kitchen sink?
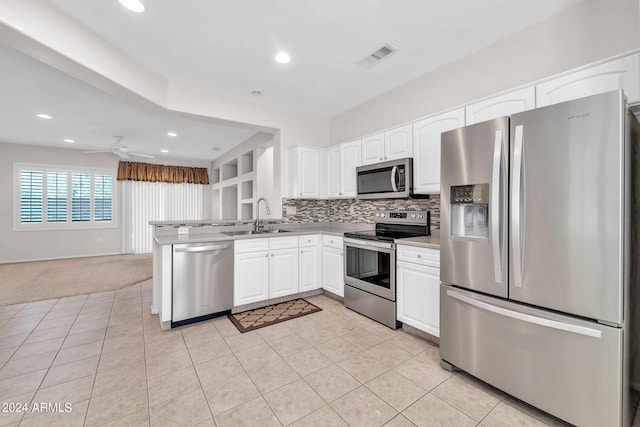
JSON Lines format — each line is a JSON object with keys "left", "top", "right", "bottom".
{"left": 220, "top": 229, "right": 290, "bottom": 236}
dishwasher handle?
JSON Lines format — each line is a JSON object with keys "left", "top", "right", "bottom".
{"left": 174, "top": 243, "right": 232, "bottom": 253}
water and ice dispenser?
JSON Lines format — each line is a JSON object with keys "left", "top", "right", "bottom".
{"left": 450, "top": 184, "right": 490, "bottom": 241}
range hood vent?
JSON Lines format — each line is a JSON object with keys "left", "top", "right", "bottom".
{"left": 356, "top": 44, "right": 397, "bottom": 69}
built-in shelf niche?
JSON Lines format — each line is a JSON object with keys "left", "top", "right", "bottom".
{"left": 240, "top": 151, "right": 254, "bottom": 175}
{"left": 240, "top": 203, "right": 253, "bottom": 220}
{"left": 221, "top": 185, "right": 238, "bottom": 220}
{"left": 221, "top": 159, "right": 238, "bottom": 181}
{"left": 211, "top": 167, "right": 220, "bottom": 185}
{"left": 241, "top": 181, "right": 253, "bottom": 200}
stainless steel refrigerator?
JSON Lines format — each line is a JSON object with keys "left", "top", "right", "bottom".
{"left": 440, "top": 90, "right": 639, "bottom": 427}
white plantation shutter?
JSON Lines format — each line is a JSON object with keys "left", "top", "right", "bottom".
{"left": 123, "top": 181, "right": 203, "bottom": 253}
{"left": 20, "top": 169, "right": 43, "bottom": 223}
{"left": 94, "top": 174, "right": 113, "bottom": 222}
{"left": 14, "top": 163, "right": 115, "bottom": 229}
{"left": 71, "top": 173, "right": 91, "bottom": 222}
{"left": 46, "top": 171, "right": 68, "bottom": 222}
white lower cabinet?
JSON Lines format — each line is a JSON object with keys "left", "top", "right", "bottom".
{"left": 299, "top": 235, "right": 322, "bottom": 292}
{"left": 322, "top": 236, "right": 344, "bottom": 297}
{"left": 396, "top": 244, "right": 440, "bottom": 337}
{"left": 234, "top": 237, "right": 299, "bottom": 306}
{"left": 234, "top": 250, "right": 270, "bottom": 306}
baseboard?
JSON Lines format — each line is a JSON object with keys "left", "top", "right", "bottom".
{"left": 0, "top": 251, "right": 130, "bottom": 264}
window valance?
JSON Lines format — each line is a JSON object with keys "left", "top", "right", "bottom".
{"left": 117, "top": 161, "right": 209, "bottom": 185}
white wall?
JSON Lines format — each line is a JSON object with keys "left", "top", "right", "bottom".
{"left": 0, "top": 142, "right": 210, "bottom": 263}
{"left": 330, "top": 0, "right": 640, "bottom": 143}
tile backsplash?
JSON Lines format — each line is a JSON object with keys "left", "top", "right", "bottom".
{"left": 282, "top": 196, "right": 440, "bottom": 230}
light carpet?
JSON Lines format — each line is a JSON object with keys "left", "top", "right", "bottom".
{"left": 0, "top": 254, "right": 152, "bottom": 306}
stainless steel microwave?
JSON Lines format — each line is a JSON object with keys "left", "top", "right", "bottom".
{"left": 356, "top": 158, "right": 412, "bottom": 199}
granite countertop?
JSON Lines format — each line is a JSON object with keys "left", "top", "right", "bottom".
{"left": 154, "top": 223, "right": 374, "bottom": 245}
{"left": 395, "top": 235, "right": 440, "bottom": 249}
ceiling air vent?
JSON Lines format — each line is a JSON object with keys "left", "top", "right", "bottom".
{"left": 356, "top": 44, "right": 398, "bottom": 69}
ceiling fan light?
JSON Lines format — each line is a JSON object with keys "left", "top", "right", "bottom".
{"left": 118, "top": 0, "right": 145, "bottom": 13}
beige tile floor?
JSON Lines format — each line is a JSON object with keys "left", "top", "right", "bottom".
{"left": 0, "top": 281, "right": 637, "bottom": 427}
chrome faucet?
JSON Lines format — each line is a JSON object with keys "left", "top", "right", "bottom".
{"left": 255, "top": 197, "right": 271, "bottom": 231}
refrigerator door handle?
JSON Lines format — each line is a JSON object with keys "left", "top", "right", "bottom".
{"left": 491, "top": 130, "right": 503, "bottom": 283}
{"left": 446, "top": 290, "right": 602, "bottom": 338}
{"left": 390, "top": 166, "right": 398, "bottom": 192}
{"left": 512, "top": 125, "right": 524, "bottom": 288}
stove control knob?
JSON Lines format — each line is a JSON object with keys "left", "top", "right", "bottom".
{"left": 376, "top": 213, "right": 380, "bottom": 217}
{"left": 411, "top": 214, "right": 416, "bottom": 218}
{"left": 418, "top": 214, "right": 423, "bottom": 219}
{"left": 380, "top": 213, "right": 386, "bottom": 218}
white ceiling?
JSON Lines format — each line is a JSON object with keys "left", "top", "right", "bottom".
{"left": 1, "top": 0, "right": 583, "bottom": 160}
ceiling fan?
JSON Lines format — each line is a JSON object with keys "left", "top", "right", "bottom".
{"left": 84, "top": 136, "right": 155, "bottom": 159}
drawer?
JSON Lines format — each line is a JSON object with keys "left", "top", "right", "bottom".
{"left": 235, "top": 238, "right": 269, "bottom": 254}
{"left": 298, "top": 234, "right": 321, "bottom": 248}
{"left": 269, "top": 235, "right": 299, "bottom": 250}
{"left": 396, "top": 244, "right": 439, "bottom": 268}
{"left": 322, "top": 235, "right": 343, "bottom": 250}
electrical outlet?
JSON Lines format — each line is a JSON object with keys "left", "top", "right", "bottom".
{"left": 286, "top": 206, "right": 297, "bottom": 215}
{"left": 349, "top": 205, "right": 355, "bottom": 214}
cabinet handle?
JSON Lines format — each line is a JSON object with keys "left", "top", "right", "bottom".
{"left": 417, "top": 254, "right": 422, "bottom": 258}
{"left": 300, "top": 193, "right": 302, "bottom": 196}
{"left": 300, "top": 250, "right": 304, "bottom": 254}
{"left": 265, "top": 254, "right": 268, "bottom": 258}
{"left": 271, "top": 253, "right": 274, "bottom": 257}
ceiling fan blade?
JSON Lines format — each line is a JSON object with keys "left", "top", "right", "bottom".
{"left": 128, "top": 152, "right": 155, "bottom": 159}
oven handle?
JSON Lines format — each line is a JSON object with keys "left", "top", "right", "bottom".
{"left": 344, "top": 238, "right": 395, "bottom": 251}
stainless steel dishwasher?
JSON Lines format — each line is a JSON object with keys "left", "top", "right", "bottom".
{"left": 172, "top": 240, "right": 234, "bottom": 327}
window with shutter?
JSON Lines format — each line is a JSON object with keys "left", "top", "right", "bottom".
{"left": 14, "top": 163, "right": 115, "bottom": 230}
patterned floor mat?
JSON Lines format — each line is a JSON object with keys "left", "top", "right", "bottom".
{"left": 228, "top": 299, "right": 322, "bottom": 333}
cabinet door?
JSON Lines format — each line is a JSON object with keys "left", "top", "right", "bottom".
{"left": 340, "top": 140, "right": 361, "bottom": 197}
{"left": 361, "top": 133, "right": 385, "bottom": 165}
{"left": 299, "top": 245, "right": 322, "bottom": 292}
{"left": 466, "top": 87, "right": 535, "bottom": 125}
{"left": 385, "top": 124, "right": 413, "bottom": 160}
{"left": 326, "top": 146, "right": 341, "bottom": 198}
{"left": 299, "top": 148, "right": 320, "bottom": 198}
{"left": 270, "top": 248, "right": 299, "bottom": 298}
{"left": 397, "top": 261, "right": 440, "bottom": 337}
{"left": 413, "top": 108, "right": 465, "bottom": 194}
{"left": 536, "top": 53, "right": 640, "bottom": 106}
{"left": 323, "top": 247, "right": 344, "bottom": 297}
{"left": 234, "top": 251, "right": 269, "bottom": 306}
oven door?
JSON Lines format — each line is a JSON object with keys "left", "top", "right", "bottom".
{"left": 344, "top": 238, "right": 396, "bottom": 301}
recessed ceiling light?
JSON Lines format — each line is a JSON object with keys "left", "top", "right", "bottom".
{"left": 161, "top": 149, "right": 169, "bottom": 153}
{"left": 118, "top": 0, "right": 145, "bottom": 13}
{"left": 275, "top": 52, "right": 291, "bottom": 64}
{"left": 167, "top": 132, "right": 177, "bottom": 137}
{"left": 251, "top": 89, "right": 263, "bottom": 96}
{"left": 36, "top": 113, "right": 52, "bottom": 119}
{"left": 64, "top": 139, "right": 75, "bottom": 143}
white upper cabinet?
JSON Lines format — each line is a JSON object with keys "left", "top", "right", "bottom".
{"left": 413, "top": 108, "right": 465, "bottom": 194}
{"left": 385, "top": 124, "right": 413, "bottom": 160}
{"left": 536, "top": 53, "right": 640, "bottom": 107}
{"left": 288, "top": 146, "right": 325, "bottom": 199}
{"left": 326, "top": 146, "right": 341, "bottom": 197}
{"left": 341, "top": 140, "right": 361, "bottom": 197}
{"left": 465, "top": 86, "right": 536, "bottom": 125}
{"left": 361, "top": 132, "right": 385, "bottom": 165}
{"left": 327, "top": 140, "right": 361, "bottom": 198}
{"left": 361, "top": 126, "right": 413, "bottom": 165}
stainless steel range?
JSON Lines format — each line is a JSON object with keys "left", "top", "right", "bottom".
{"left": 343, "top": 210, "right": 430, "bottom": 329}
